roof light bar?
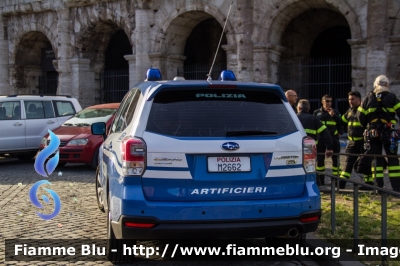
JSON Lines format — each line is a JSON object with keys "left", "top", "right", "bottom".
{"left": 145, "top": 68, "right": 162, "bottom": 81}
{"left": 218, "top": 70, "right": 237, "bottom": 81}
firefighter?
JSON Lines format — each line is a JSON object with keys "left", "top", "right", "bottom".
{"left": 339, "top": 91, "right": 373, "bottom": 189}
{"left": 313, "top": 95, "right": 344, "bottom": 186}
{"left": 358, "top": 75, "right": 400, "bottom": 192}
{"left": 297, "top": 99, "right": 333, "bottom": 183}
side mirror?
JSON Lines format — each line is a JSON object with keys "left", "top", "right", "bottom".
{"left": 91, "top": 122, "right": 107, "bottom": 140}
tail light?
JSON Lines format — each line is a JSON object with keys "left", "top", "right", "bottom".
{"left": 303, "top": 136, "right": 316, "bottom": 173}
{"left": 299, "top": 216, "right": 319, "bottom": 223}
{"left": 121, "top": 137, "right": 146, "bottom": 175}
{"left": 124, "top": 222, "right": 155, "bottom": 228}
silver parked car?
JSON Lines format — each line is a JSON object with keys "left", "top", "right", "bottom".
{"left": 0, "top": 95, "right": 82, "bottom": 160}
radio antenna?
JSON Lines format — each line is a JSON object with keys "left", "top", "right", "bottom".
{"left": 207, "top": 1, "right": 233, "bottom": 83}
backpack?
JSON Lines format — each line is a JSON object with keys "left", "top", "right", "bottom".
{"left": 368, "top": 91, "right": 392, "bottom": 129}
{"left": 366, "top": 91, "right": 397, "bottom": 145}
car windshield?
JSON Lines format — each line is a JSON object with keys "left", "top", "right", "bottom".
{"left": 63, "top": 108, "right": 116, "bottom": 126}
{"left": 146, "top": 88, "right": 297, "bottom": 137}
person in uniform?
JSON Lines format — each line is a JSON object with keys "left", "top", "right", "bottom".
{"left": 313, "top": 95, "right": 344, "bottom": 186}
{"left": 339, "top": 91, "right": 373, "bottom": 189}
{"left": 285, "top": 90, "right": 298, "bottom": 113}
{"left": 358, "top": 75, "right": 400, "bottom": 192}
{"left": 297, "top": 99, "right": 333, "bottom": 180}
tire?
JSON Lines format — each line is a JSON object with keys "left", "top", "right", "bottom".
{"left": 95, "top": 166, "right": 105, "bottom": 212}
{"left": 265, "top": 232, "right": 306, "bottom": 247}
{"left": 91, "top": 148, "right": 99, "bottom": 170}
{"left": 106, "top": 194, "right": 135, "bottom": 263}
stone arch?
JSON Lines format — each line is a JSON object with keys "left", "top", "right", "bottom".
{"left": 280, "top": 9, "right": 350, "bottom": 59}
{"left": 151, "top": 1, "right": 235, "bottom": 55}
{"left": 267, "top": 1, "right": 356, "bottom": 114}
{"left": 74, "top": 20, "right": 132, "bottom": 72}
{"left": 72, "top": 2, "right": 134, "bottom": 72}
{"left": 10, "top": 23, "right": 57, "bottom": 65}
{"left": 11, "top": 29, "right": 58, "bottom": 94}
{"left": 258, "top": 0, "right": 363, "bottom": 46}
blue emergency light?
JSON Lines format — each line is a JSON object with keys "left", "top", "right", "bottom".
{"left": 218, "top": 70, "right": 237, "bottom": 81}
{"left": 145, "top": 68, "right": 162, "bottom": 81}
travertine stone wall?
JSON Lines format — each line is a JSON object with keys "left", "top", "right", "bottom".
{"left": 0, "top": 0, "right": 399, "bottom": 106}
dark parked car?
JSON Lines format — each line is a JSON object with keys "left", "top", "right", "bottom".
{"left": 39, "top": 103, "right": 120, "bottom": 169}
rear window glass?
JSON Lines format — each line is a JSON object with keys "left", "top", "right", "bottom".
{"left": 53, "top": 101, "right": 76, "bottom": 117}
{"left": 146, "top": 89, "right": 297, "bottom": 137}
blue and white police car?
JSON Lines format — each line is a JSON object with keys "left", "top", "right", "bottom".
{"left": 92, "top": 69, "right": 320, "bottom": 262}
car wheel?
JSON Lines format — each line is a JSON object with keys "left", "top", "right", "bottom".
{"left": 96, "top": 166, "right": 105, "bottom": 212}
{"left": 15, "top": 152, "right": 36, "bottom": 161}
{"left": 106, "top": 194, "right": 135, "bottom": 263}
{"left": 265, "top": 232, "right": 306, "bottom": 247}
{"left": 91, "top": 148, "right": 99, "bottom": 170}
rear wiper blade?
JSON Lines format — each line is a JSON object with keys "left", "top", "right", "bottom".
{"left": 226, "top": 130, "right": 277, "bottom": 136}
{"left": 63, "top": 123, "right": 73, "bottom": 126}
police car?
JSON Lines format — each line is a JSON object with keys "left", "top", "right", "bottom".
{"left": 91, "top": 69, "right": 320, "bottom": 262}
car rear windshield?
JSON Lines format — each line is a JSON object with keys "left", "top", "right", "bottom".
{"left": 146, "top": 89, "right": 297, "bottom": 137}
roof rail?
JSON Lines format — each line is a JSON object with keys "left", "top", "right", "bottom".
{"left": 7, "top": 94, "right": 72, "bottom": 98}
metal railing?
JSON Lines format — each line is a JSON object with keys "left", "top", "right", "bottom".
{"left": 99, "top": 69, "right": 129, "bottom": 103}
{"left": 279, "top": 56, "right": 351, "bottom": 115}
{"left": 38, "top": 71, "right": 58, "bottom": 95}
{"left": 319, "top": 151, "right": 400, "bottom": 264}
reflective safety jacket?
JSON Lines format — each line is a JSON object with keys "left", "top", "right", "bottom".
{"left": 342, "top": 107, "right": 364, "bottom": 141}
{"left": 297, "top": 111, "right": 334, "bottom": 149}
{"left": 358, "top": 91, "right": 400, "bottom": 128}
{"left": 313, "top": 107, "right": 343, "bottom": 138}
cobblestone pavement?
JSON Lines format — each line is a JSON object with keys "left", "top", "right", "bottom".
{"left": 0, "top": 157, "right": 320, "bottom": 266}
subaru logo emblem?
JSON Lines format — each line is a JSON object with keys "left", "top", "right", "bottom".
{"left": 221, "top": 142, "right": 240, "bottom": 151}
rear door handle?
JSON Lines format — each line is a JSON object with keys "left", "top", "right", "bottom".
{"left": 47, "top": 120, "right": 55, "bottom": 124}
{"left": 108, "top": 141, "right": 112, "bottom": 149}
{"left": 13, "top": 122, "right": 23, "bottom": 126}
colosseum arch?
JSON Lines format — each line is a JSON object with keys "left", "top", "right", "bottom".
{"left": 258, "top": 0, "right": 363, "bottom": 114}
{"left": 73, "top": 8, "right": 133, "bottom": 102}
{"left": 75, "top": 20, "right": 132, "bottom": 71}
{"left": 11, "top": 28, "right": 58, "bottom": 95}
{"left": 151, "top": 1, "right": 235, "bottom": 79}
{"left": 258, "top": 0, "right": 362, "bottom": 45}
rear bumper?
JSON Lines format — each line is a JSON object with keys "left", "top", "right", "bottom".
{"left": 112, "top": 210, "right": 321, "bottom": 240}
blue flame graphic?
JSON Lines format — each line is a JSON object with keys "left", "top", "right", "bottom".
{"left": 34, "top": 130, "right": 60, "bottom": 177}
{"left": 29, "top": 180, "right": 61, "bottom": 220}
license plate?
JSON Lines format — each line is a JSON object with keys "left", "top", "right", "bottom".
{"left": 207, "top": 156, "right": 251, "bottom": 172}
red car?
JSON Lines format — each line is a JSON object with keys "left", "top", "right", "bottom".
{"left": 39, "top": 103, "right": 120, "bottom": 169}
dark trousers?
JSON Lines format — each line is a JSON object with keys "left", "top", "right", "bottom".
{"left": 316, "top": 137, "right": 340, "bottom": 185}
{"left": 369, "top": 143, "right": 400, "bottom": 192}
{"left": 339, "top": 140, "right": 372, "bottom": 189}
